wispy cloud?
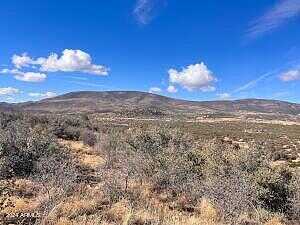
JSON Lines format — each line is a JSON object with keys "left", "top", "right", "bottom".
{"left": 28, "top": 91, "right": 57, "bottom": 99}
{"left": 69, "top": 81, "right": 106, "bottom": 88}
{"left": 220, "top": 70, "right": 279, "bottom": 100}
{"left": 217, "top": 93, "right": 231, "bottom": 100}
{"left": 0, "top": 69, "right": 47, "bottom": 82}
{"left": 279, "top": 69, "right": 300, "bottom": 81}
{"left": 246, "top": 0, "right": 300, "bottom": 39}
{"left": 233, "top": 72, "right": 273, "bottom": 93}
{"left": 0, "top": 87, "right": 19, "bottom": 95}
{"left": 133, "top": 0, "right": 166, "bottom": 25}
{"left": 272, "top": 91, "right": 291, "bottom": 98}
{"left": 149, "top": 87, "right": 162, "bottom": 93}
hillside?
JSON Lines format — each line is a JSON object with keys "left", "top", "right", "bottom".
{"left": 3, "top": 91, "right": 300, "bottom": 115}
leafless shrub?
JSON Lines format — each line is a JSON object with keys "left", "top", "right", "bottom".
{"left": 97, "top": 131, "right": 126, "bottom": 169}
{"left": 100, "top": 171, "right": 128, "bottom": 204}
{"left": 33, "top": 152, "right": 79, "bottom": 215}
{"left": 81, "top": 129, "right": 97, "bottom": 146}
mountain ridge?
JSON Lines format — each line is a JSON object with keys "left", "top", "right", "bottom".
{"left": 1, "top": 91, "right": 300, "bottom": 115}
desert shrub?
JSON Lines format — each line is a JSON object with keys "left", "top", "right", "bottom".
{"left": 97, "top": 130, "right": 125, "bottom": 169}
{"left": 101, "top": 171, "right": 128, "bottom": 204}
{"left": 0, "top": 112, "right": 24, "bottom": 129}
{"left": 197, "top": 140, "right": 300, "bottom": 222}
{"left": 117, "top": 128, "right": 299, "bottom": 222}
{"left": 288, "top": 171, "right": 300, "bottom": 220}
{"left": 179, "top": 140, "right": 263, "bottom": 220}
{"left": 48, "top": 115, "right": 92, "bottom": 141}
{"left": 255, "top": 167, "right": 293, "bottom": 215}
{"left": 124, "top": 126, "right": 201, "bottom": 194}
{"left": 0, "top": 116, "right": 78, "bottom": 180}
{"left": 50, "top": 122, "right": 81, "bottom": 140}
{"left": 33, "top": 151, "right": 80, "bottom": 216}
{"left": 81, "top": 129, "right": 97, "bottom": 146}
{"left": 0, "top": 120, "right": 58, "bottom": 179}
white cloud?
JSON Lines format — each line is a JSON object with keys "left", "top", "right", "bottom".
{"left": 38, "top": 49, "right": 109, "bottom": 75}
{"left": 168, "top": 62, "right": 217, "bottom": 92}
{"left": 11, "top": 49, "right": 109, "bottom": 75}
{"left": 28, "top": 91, "right": 57, "bottom": 99}
{"left": 0, "top": 68, "right": 18, "bottom": 74}
{"left": 217, "top": 93, "right": 231, "bottom": 100}
{"left": 279, "top": 69, "right": 300, "bottom": 81}
{"left": 12, "top": 53, "right": 36, "bottom": 69}
{"left": 14, "top": 72, "right": 47, "bottom": 82}
{"left": 149, "top": 87, "right": 162, "bottom": 93}
{"left": 2, "top": 49, "right": 108, "bottom": 83}
{"left": 1, "top": 69, "right": 47, "bottom": 82}
{"left": 167, "top": 85, "right": 177, "bottom": 93}
{"left": 0, "top": 87, "right": 19, "bottom": 95}
{"left": 247, "top": 0, "right": 300, "bottom": 38}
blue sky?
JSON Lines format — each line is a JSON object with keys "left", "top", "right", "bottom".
{"left": 0, "top": 0, "right": 300, "bottom": 103}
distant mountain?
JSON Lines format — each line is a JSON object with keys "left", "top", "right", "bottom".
{"left": 0, "top": 102, "right": 17, "bottom": 112}
{"left": 1, "top": 91, "right": 300, "bottom": 115}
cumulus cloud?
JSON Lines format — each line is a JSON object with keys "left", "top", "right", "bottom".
{"left": 247, "top": 0, "right": 300, "bottom": 39}
{"left": 12, "top": 53, "right": 36, "bottom": 68}
{"left": 279, "top": 69, "right": 300, "bottom": 81}
{"left": 167, "top": 85, "right": 177, "bottom": 93}
{"left": 1, "top": 69, "right": 47, "bottom": 82}
{"left": 217, "top": 93, "right": 231, "bottom": 100}
{"left": 1, "top": 49, "right": 108, "bottom": 83}
{"left": 133, "top": 0, "right": 166, "bottom": 25}
{"left": 168, "top": 62, "right": 217, "bottom": 92}
{"left": 37, "top": 49, "right": 109, "bottom": 75}
{"left": 0, "top": 87, "right": 19, "bottom": 95}
{"left": 11, "top": 49, "right": 109, "bottom": 76}
{"left": 28, "top": 91, "right": 57, "bottom": 99}
{"left": 149, "top": 87, "right": 162, "bottom": 93}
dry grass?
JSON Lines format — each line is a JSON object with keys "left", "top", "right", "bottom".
{"left": 196, "top": 198, "right": 219, "bottom": 223}
{"left": 79, "top": 154, "right": 104, "bottom": 169}
{"left": 1, "top": 196, "right": 38, "bottom": 214}
{"left": 59, "top": 139, "right": 104, "bottom": 169}
{"left": 105, "top": 199, "right": 131, "bottom": 223}
{"left": 40, "top": 193, "right": 108, "bottom": 224}
{"left": 54, "top": 196, "right": 100, "bottom": 219}
{"left": 56, "top": 217, "right": 73, "bottom": 225}
{"left": 59, "top": 139, "right": 90, "bottom": 155}
{"left": 14, "top": 179, "right": 36, "bottom": 192}
{"left": 264, "top": 216, "right": 285, "bottom": 225}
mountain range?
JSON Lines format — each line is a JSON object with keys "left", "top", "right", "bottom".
{"left": 1, "top": 91, "right": 300, "bottom": 116}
